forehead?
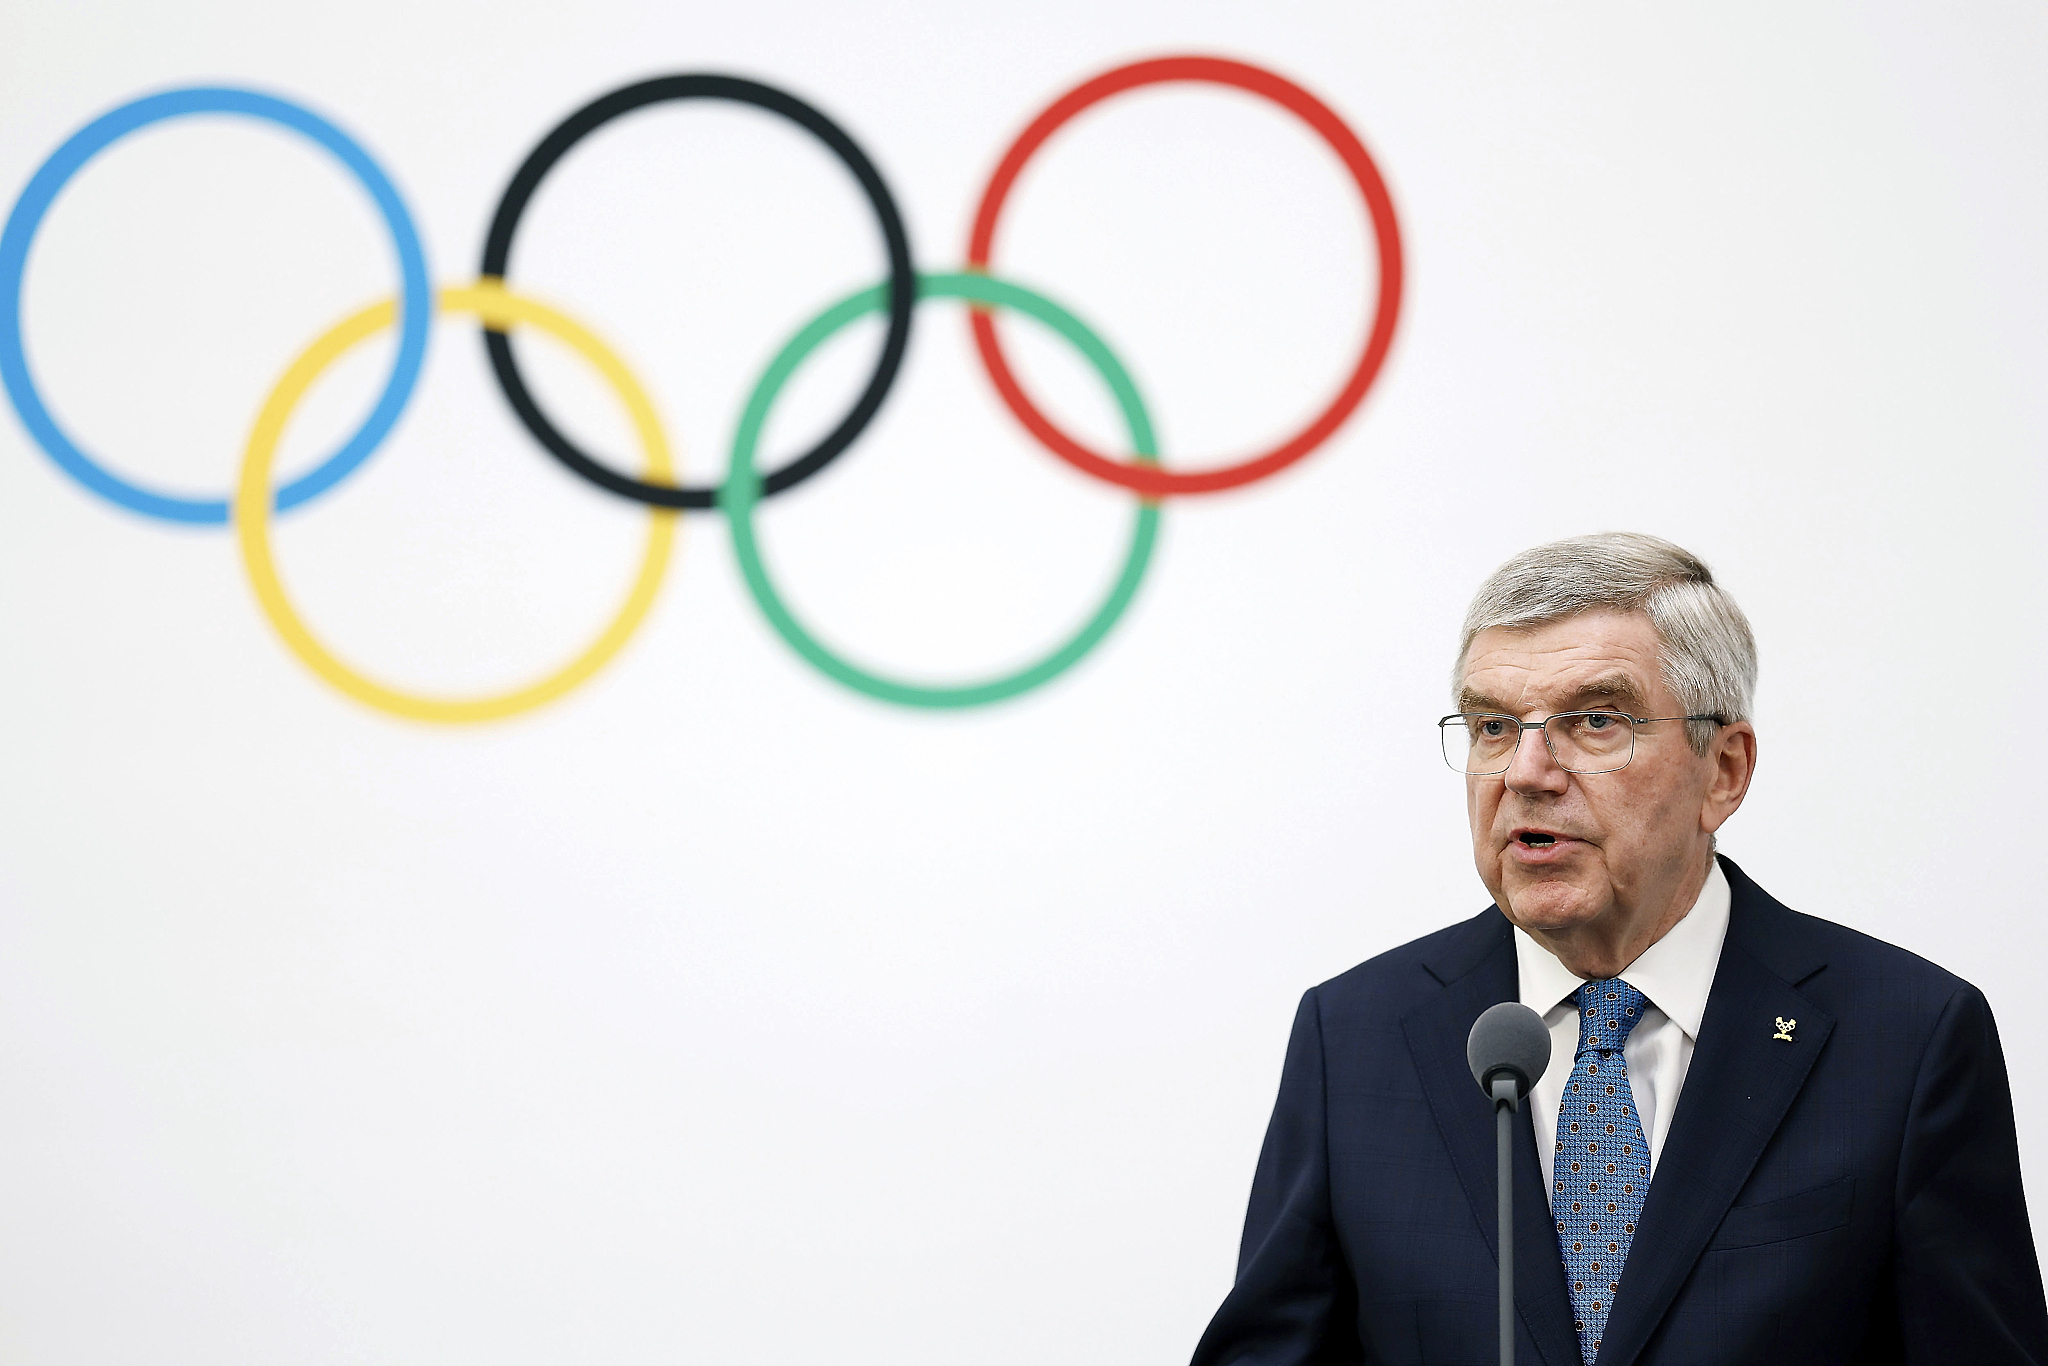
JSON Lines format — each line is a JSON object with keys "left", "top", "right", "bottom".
{"left": 1459, "top": 610, "right": 1674, "bottom": 712}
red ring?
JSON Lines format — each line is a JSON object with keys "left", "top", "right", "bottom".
{"left": 965, "top": 55, "right": 1404, "bottom": 497}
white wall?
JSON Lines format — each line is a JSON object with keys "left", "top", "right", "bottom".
{"left": 1, "top": 3, "right": 2043, "bottom": 1363}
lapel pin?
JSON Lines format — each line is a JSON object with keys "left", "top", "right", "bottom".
{"left": 1773, "top": 1016, "right": 1797, "bottom": 1043}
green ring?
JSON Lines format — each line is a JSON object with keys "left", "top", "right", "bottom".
{"left": 720, "top": 271, "right": 1162, "bottom": 709}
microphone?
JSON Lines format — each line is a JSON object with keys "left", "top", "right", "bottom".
{"left": 1469, "top": 1001, "right": 1551, "bottom": 1103}
{"left": 1468, "top": 1002, "right": 1552, "bottom": 1366}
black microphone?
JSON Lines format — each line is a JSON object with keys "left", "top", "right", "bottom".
{"left": 1468, "top": 1002, "right": 1552, "bottom": 1366}
{"left": 1469, "top": 1001, "right": 1551, "bottom": 1102}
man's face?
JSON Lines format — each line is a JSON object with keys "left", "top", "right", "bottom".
{"left": 1458, "top": 610, "right": 1731, "bottom": 940}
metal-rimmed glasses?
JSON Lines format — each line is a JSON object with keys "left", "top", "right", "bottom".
{"left": 1438, "top": 710, "right": 1725, "bottom": 775}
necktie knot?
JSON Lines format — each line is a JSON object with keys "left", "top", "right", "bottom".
{"left": 1576, "top": 978, "right": 1648, "bottom": 1056}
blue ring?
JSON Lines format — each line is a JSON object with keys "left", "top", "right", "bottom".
{"left": 0, "top": 87, "right": 431, "bottom": 525}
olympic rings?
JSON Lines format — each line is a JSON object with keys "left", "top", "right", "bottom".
{"left": 0, "top": 86, "right": 432, "bottom": 524}
{"left": 6, "top": 57, "right": 1402, "bottom": 717}
{"left": 723, "top": 272, "right": 1159, "bottom": 708}
{"left": 235, "top": 282, "right": 677, "bottom": 724}
{"left": 478, "top": 74, "right": 915, "bottom": 511}
{"left": 965, "top": 55, "right": 1404, "bottom": 497}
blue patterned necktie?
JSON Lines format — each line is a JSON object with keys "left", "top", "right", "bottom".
{"left": 1553, "top": 978, "right": 1652, "bottom": 1365}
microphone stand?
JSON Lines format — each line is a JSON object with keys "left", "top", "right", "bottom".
{"left": 1466, "top": 999, "right": 1547, "bottom": 1366}
{"left": 1492, "top": 1074, "right": 1520, "bottom": 1366}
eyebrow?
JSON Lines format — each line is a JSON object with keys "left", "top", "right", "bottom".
{"left": 1457, "top": 672, "right": 1652, "bottom": 716}
{"left": 1457, "top": 687, "right": 1511, "bottom": 714}
{"left": 1567, "top": 674, "right": 1652, "bottom": 712}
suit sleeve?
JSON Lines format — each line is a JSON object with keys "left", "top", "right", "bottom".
{"left": 1190, "top": 988, "right": 1361, "bottom": 1366}
{"left": 1895, "top": 982, "right": 2048, "bottom": 1364}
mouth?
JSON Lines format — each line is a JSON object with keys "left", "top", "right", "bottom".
{"left": 1508, "top": 827, "right": 1575, "bottom": 855}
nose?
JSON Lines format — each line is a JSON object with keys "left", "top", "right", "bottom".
{"left": 1503, "top": 719, "right": 1570, "bottom": 796}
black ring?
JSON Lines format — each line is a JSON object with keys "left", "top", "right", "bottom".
{"left": 479, "top": 74, "right": 915, "bottom": 510}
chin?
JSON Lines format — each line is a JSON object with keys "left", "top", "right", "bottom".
{"left": 1499, "top": 871, "right": 1603, "bottom": 932}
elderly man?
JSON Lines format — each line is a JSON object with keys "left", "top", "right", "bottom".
{"left": 1190, "top": 533, "right": 2047, "bottom": 1365}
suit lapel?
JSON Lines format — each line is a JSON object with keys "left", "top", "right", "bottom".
{"left": 1405, "top": 913, "right": 1581, "bottom": 1366}
{"left": 1593, "top": 863, "right": 1834, "bottom": 1366}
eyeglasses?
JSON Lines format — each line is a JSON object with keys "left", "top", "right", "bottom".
{"left": 1438, "top": 710, "right": 1725, "bottom": 775}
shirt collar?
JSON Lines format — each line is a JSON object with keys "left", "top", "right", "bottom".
{"left": 1513, "top": 858, "right": 1732, "bottom": 1040}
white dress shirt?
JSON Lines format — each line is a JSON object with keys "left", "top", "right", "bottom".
{"left": 1516, "top": 860, "right": 1731, "bottom": 1207}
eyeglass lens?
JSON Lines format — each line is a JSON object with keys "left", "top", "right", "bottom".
{"left": 1441, "top": 712, "right": 1635, "bottom": 775}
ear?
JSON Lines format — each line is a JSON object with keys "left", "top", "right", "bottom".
{"left": 1700, "top": 721, "right": 1757, "bottom": 835}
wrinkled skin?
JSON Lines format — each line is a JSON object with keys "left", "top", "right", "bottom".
{"left": 1459, "top": 610, "right": 1757, "bottom": 979}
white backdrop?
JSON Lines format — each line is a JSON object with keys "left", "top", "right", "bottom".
{"left": 1, "top": 3, "right": 2044, "bottom": 1364}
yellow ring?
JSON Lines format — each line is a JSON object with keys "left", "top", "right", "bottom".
{"left": 234, "top": 282, "right": 679, "bottom": 724}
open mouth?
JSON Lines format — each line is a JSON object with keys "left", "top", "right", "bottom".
{"left": 1516, "top": 832, "right": 1558, "bottom": 847}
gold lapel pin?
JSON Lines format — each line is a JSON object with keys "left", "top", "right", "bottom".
{"left": 1773, "top": 1016, "right": 1797, "bottom": 1043}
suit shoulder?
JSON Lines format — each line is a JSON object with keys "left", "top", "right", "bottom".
{"left": 1777, "top": 904, "right": 1969, "bottom": 992}
{"left": 1737, "top": 886, "right": 1980, "bottom": 1031}
{"left": 1308, "top": 906, "right": 1506, "bottom": 1020}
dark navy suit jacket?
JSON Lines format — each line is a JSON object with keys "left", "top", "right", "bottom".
{"left": 1191, "top": 857, "right": 2048, "bottom": 1365}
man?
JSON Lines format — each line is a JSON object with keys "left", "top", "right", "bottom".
{"left": 1190, "top": 532, "right": 2048, "bottom": 1365}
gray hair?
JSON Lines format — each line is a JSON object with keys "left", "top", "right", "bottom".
{"left": 1455, "top": 532, "right": 1756, "bottom": 753}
